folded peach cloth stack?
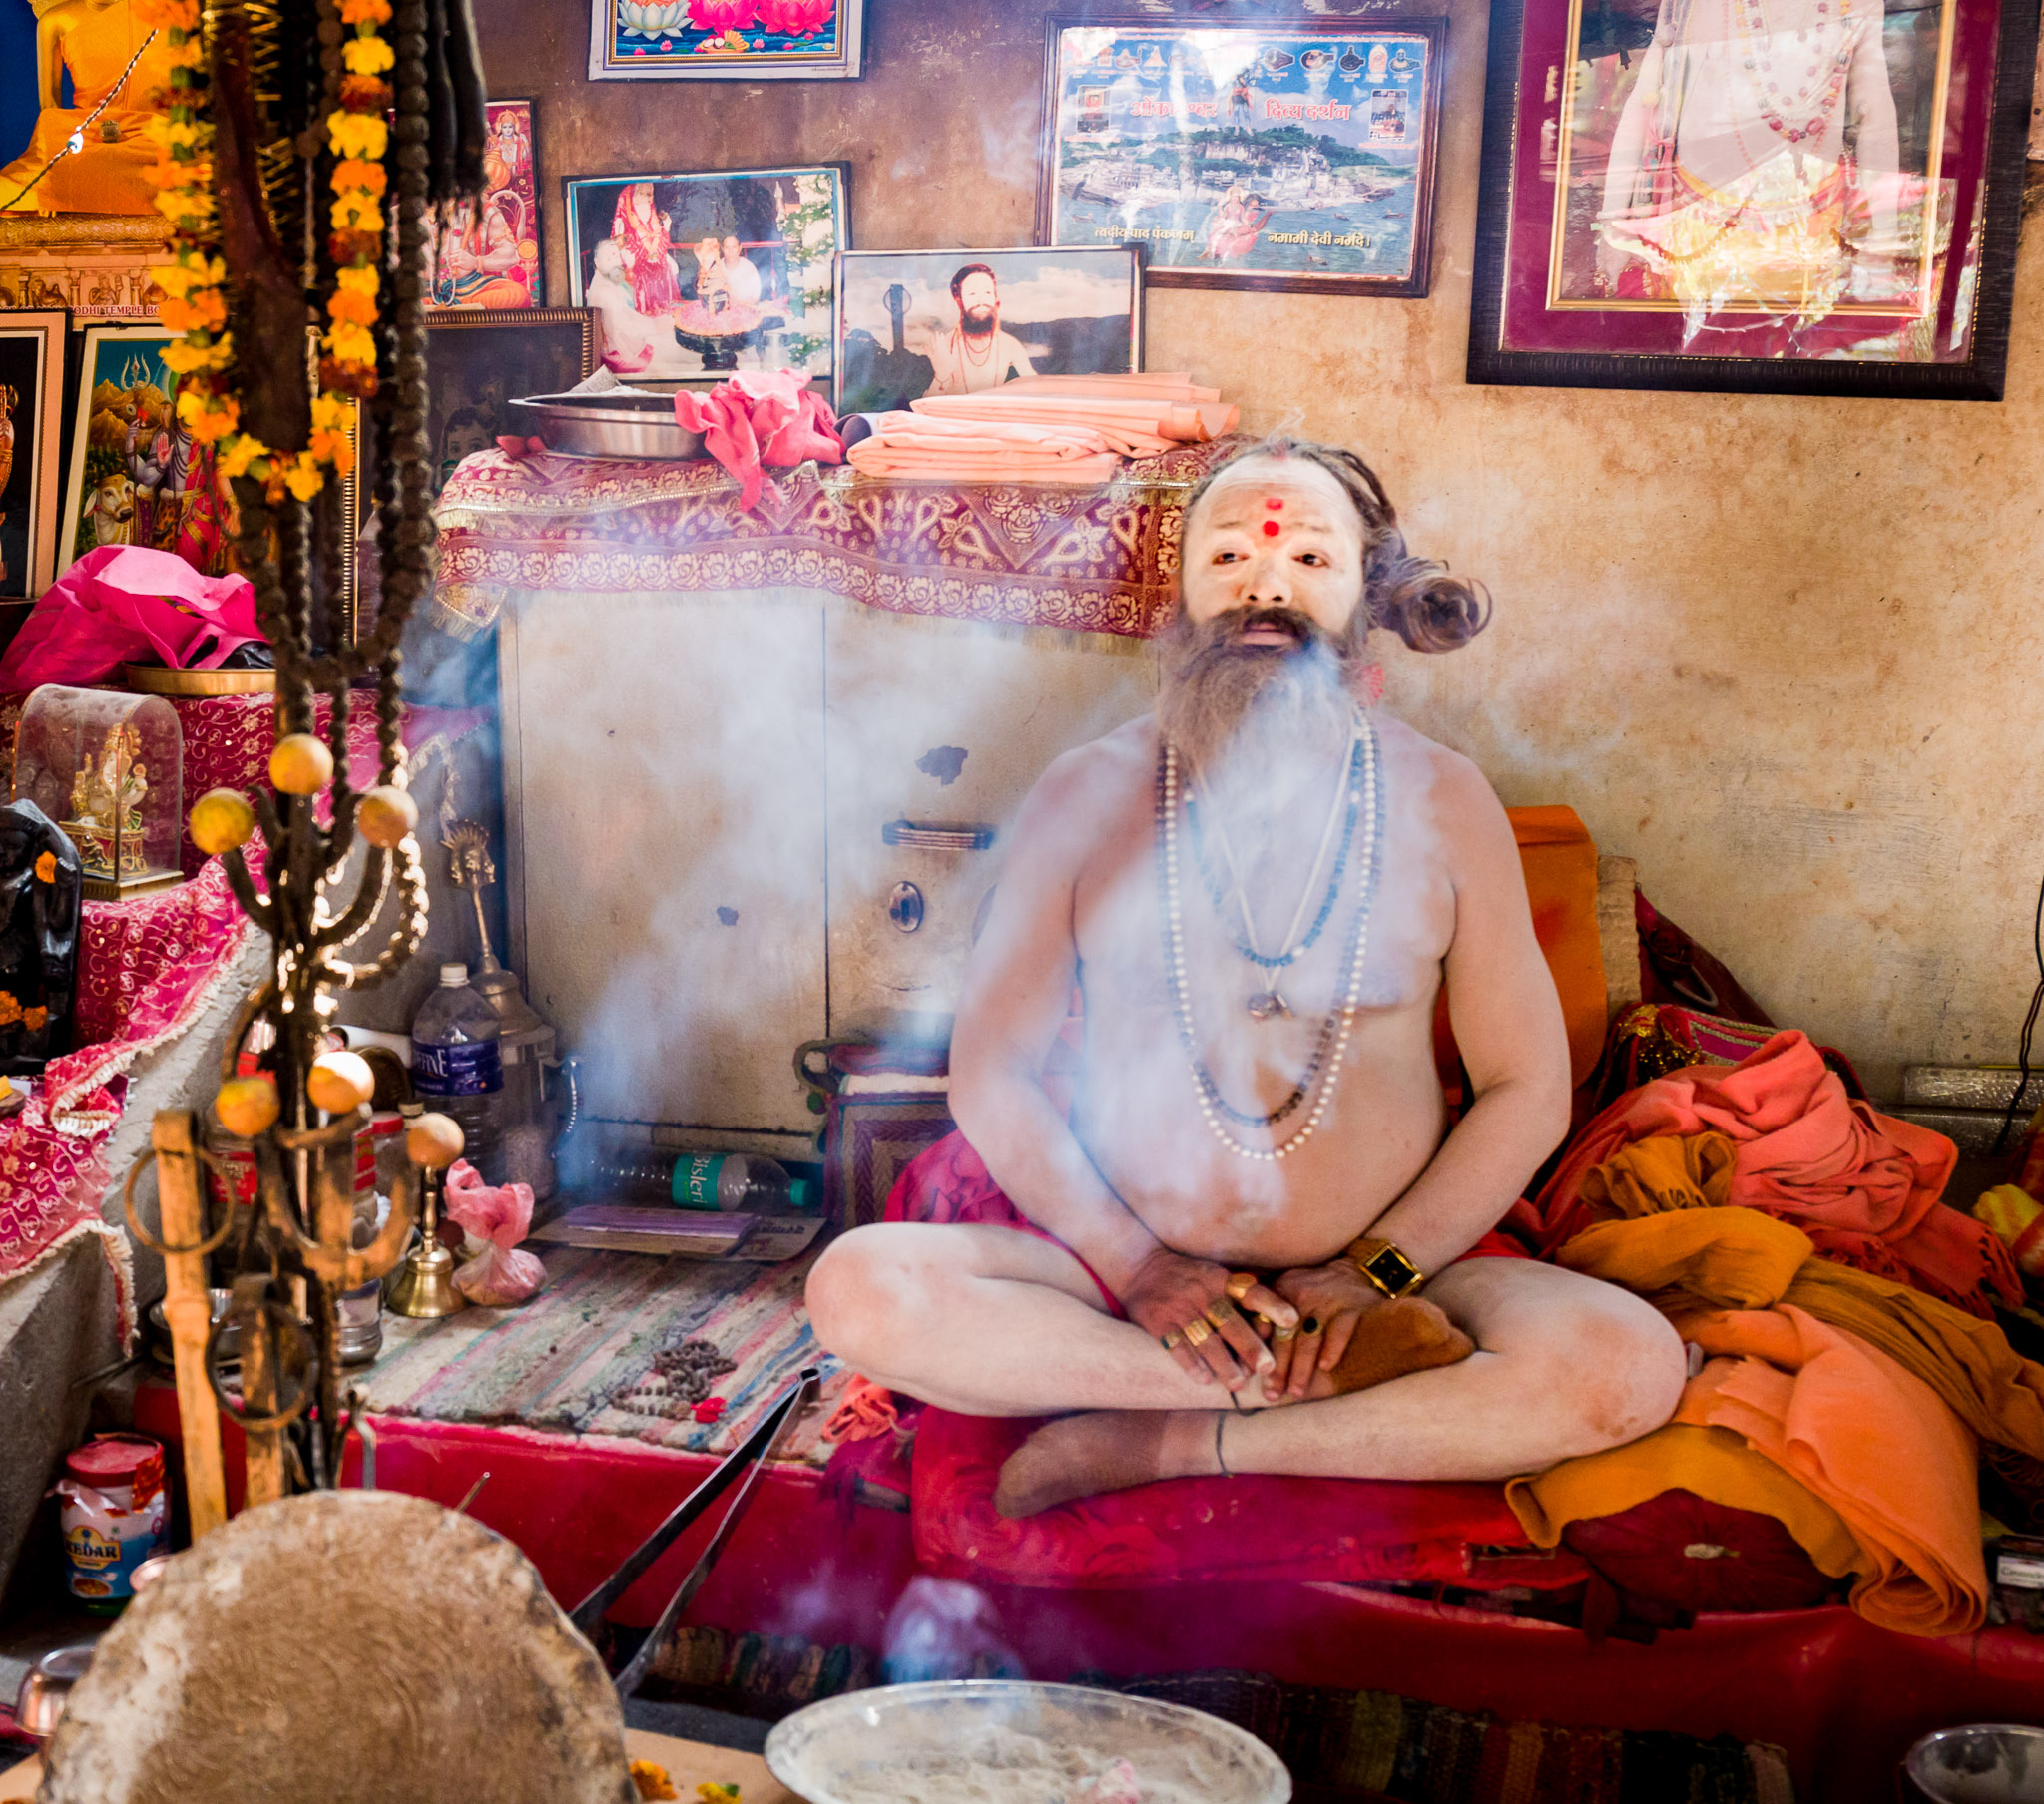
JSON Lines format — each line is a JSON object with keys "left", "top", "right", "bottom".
{"left": 844, "top": 411, "right": 1124, "bottom": 486}
{"left": 911, "top": 371, "right": 1240, "bottom": 458}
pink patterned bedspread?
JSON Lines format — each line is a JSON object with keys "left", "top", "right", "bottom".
{"left": 431, "top": 438, "right": 1250, "bottom": 641}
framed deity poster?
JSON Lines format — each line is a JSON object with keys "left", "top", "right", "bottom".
{"left": 0, "top": 311, "right": 67, "bottom": 599}
{"left": 1037, "top": 18, "right": 1447, "bottom": 297}
{"left": 587, "top": 0, "right": 863, "bottom": 82}
{"left": 425, "top": 308, "right": 597, "bottom": 495}
{"left": 58, "top": 323, "right": 239, "bottom": 581}
{"left": 427, "top": 99, "right": 544, "bottom": 310}
{"left": 834, "top": 247, "right": 1142, "bottom": 414}
{"left": 564, "top": 165, "right": 848, "bottom": 384}
{"left": 1467, "top": 0, "right": 2040, "bottom": 397}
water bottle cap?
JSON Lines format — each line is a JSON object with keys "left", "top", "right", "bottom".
{"left": 789, "top": 1178, "right": 815, "bottom": 1211}
{"left": 439, "top": 963, "right": 468, "bottom": 985}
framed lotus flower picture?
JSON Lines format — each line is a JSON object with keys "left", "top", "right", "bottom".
{"left": 588, "top": 0, "right": 863, "bottom": 80}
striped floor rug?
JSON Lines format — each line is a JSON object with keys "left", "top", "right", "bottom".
{"left": 362, "top": 1244, "right": 838, "bottom": 1460}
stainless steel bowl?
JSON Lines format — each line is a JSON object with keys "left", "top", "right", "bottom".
{"left": 503, "top": 391, "right": 708, "bottom": 461}
{"left": 1904, "top": 1725, "right": 2044, "bottom": 1802}
{"left": 147, "top": 1287, "right": 236, "bottom": 1364}
{"left": 764, "top": 1679, "right": 1290, "bottom": 1804}
{"left": 14, "top": 1645, "right": 95, "bottom": 1741}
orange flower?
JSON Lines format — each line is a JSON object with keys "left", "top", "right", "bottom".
{"left": 21, "top": 1007, "right": 46, "bottom": 1032}
{"left": 327, "top": 285, "right": 378, "bottom": 327}
{"left": 628, "top": 1764, "right": 678, "bottom": 1802}
{"left": 34, "top": 851, "right": 55, "bottom": 882}
{"left": 338, "top": 74, "right": 393, "bottom": 111}
{"left": 0, "top": 994, "right": 19, "bottom": 1027}
{"left": 332, "top": 159, "right": 387, "bottom": 197}
{"left": 339, "top": 0, "right": 393, "bottom": 19}
{"left": 159, "top": 290, "right": 227, "bottom": 334}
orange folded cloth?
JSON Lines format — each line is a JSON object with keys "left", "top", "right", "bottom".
{"left": 1578, "top": 1131, "right": 1740, "bottom": 1223}
{"left": 1558, "top": 1204, "right": 1811, "bottom": 1311}
{"left": 998, "top": 373, "right": 1223, "bottom": 402}
{"left": 1506, "top": 1422, "right": 1864, "bottom": 1582}
{"left": 1679, "top": 1307, "right": 1985, "bottom": 1636}
{"left": 1533, "top": 1032, "right": 2019, "bottom": 1314}
{"left": 910, "top": 390, "right": 1241, "bottom": 453}
{"left": 846, "top": 412, "right": 1124, "bottom": 486}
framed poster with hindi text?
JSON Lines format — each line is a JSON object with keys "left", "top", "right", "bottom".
{"left": 1037, "top": 17, "right": 1447, "bottom": 297}
{"left": 1466, "top": 0, "right": 2039, "bottom": 397}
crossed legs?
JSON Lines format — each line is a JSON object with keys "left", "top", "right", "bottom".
{"left": 804, "top": 1222, "right": 1688, "bottom": 1516}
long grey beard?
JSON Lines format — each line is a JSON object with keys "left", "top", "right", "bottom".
{"left": 1155, "top": 607, "right": 1362, "bottom": 792}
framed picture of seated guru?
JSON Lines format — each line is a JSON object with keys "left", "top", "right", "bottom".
{"left": 1466, "top": 0, "right": 2040, "bottom": 398}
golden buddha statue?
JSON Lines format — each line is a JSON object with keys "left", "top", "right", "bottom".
{"left": 0, "top": 0, "right": 181, "bottom": 216}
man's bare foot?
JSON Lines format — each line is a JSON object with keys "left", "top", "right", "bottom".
{"left": 994, "top": 1409, "right": 1218, "bottom": 1519}
{"left": 1326, "top": 1296, "right": 1473, "bottom": 1394}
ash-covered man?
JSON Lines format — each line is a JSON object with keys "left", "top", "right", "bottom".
{"left": 806, "top": 439, "right": 1685, "bottom": 1518}
{"left": 923, "top": 263, "right": 1037, "bottom": 396}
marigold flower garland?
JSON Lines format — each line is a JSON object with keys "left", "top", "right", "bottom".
{"left": 137, "top": 0, "right": 392, "bottom": 501}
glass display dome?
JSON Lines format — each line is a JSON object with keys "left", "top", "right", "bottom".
{"left": 11, "top": 685, "right": 183, "bottom": 899}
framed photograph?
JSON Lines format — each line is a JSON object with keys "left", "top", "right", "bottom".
{"left": 427, "top": 99, "right": 544, "bottom": 310}
{"left": 1037, "top": 18, "right": 1447, "bottom": 297}
{"left": 425, "top": 308, "right": 597, "bottom": 495}
{"left": 59, "top": 323, "right": 240, "bottom": 581}
{"left": 1467, "top": 0, "right": 2040, "bottom": 397}
{"left": 0, "top": 311, "right": 67, "bottom": 600}
{"left": 588, "top": 0, "right": 863, "bottom": 81}
{"left": 564, "top": 165, "right": 848, "bottom": 384}
{"left": 834, "top": 247, "right": 1142, "bottom": 414}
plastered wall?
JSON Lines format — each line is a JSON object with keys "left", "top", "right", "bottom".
{"left": 489, "top": 0, "right": 2044, "bottom": 1096}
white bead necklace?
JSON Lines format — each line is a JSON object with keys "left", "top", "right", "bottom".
{"left": 1156, "top": 713, "right": 1382, "bottom": 1162}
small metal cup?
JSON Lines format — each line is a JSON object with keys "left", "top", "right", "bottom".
{"left": 13, "top": 1644, "right": 95, "bottom": 1741}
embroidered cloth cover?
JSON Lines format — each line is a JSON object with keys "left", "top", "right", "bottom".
{"left": 431, "top": 438, "right": 1252, "bottom": 642}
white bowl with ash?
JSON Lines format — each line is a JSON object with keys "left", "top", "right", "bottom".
{"left": 763, "top": 1679, "right": 1291, "bottom": 1804}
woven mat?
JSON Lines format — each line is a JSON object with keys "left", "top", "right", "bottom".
{"left": 361, "top": 1244, "right": 838, "bottom": 1461}
{"left": 641, "top": 1629, "right": 1793, "bottom": 1804}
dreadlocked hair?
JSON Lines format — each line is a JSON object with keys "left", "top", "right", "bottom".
{"left": 1184, "top": 435, "right": 1492, "bottom": 654}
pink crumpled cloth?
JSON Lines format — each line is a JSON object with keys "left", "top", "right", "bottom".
{"left": 442, "top": 1157, "right": 546, "bottom": 1306}
{"left": 673, "top": 368, "right": 844, "bottom": 512}
{"left": 0, "top": 546, "right": 261, "bottom": 691}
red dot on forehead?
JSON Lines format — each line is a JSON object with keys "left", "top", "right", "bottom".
{"left": 1264, "top": 497, "right": 1283, "bottom": 509}
{"left": 1261, "top": 519, "right": 1281, "bottom": 536}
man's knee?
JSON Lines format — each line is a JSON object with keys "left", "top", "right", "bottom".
{"left": 805, "top": 1224, "right": 961, "bottom": 1372}
{"left": 1540, "top": 1289, "right": 1687, "bottom": 1457}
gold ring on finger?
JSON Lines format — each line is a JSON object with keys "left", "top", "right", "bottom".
{"left": 1182, "top": 1316, "right": 1213, "bottom": 1348}
{"left": 1161, "top": 1329, "right": 1184, "bottom": 1352}
{"left": 1204, "top": 1299, "right": 1238, "bottom": 1329}
{"left": 1272, "top": 1324, "right": 1297, "bottom": 1343}
{"left": 1225, "top": 1271, "right": 1258, "bottom": 1304}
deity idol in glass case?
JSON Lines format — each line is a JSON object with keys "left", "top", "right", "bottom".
{"left": 12, "top": 685, "right": 183, "bottom": 899}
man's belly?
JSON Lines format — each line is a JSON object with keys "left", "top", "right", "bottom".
{"left": 1072, "top": 1011, "right": 1448, "bottom": 1269}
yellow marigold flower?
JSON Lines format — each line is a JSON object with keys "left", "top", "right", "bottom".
{"left": 342, "top": 33, "right": 394, "bottom": 74}
{"left": 332, "top": 159, "right": 387, "bottom": 197}
{"left": 151, "top": 260, "right": 197, "bottom": 296}
{"left": 327, "top": 110, "right": 388, "bottom": 161}
{"left": 324, "top": 320, "right": 377, "bottom": 365}
{"left": 339, "top": 0, "right": 393, "bottom": 21}
{"left": 218, "top": 436, "right": 266, "bottom": 480}
{"left": 336, "top": 264, "right": 379, "bottom": 296}
{"left": 628, "top": 1763, "right": 679, "bottom": 1802}
{"left": 161, "top": 335, "right": 233, "bottom": 375}
{"left": 327, "top": 286, "right": 377, "bottom": 327}
{"left": 329, "top": 193, "right": 384, "bottom": 232}
{"left": 34, "top": 852, "right": 55, "bottom": 883}
{"left": 283, "top": 453, "right": 325, "bottom": 501}
{"left": 159, "top": 290, "right": 226, "bottom": 333}
{"left": 165, "top": 119, "right": 201, "bottom": 149}
{"left": 310, "top": 393, "right": 353, "bottom": 431}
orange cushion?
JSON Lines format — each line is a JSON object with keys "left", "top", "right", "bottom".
{"left": 1434, "top": 804, "right": 1605, "bottom": 1091}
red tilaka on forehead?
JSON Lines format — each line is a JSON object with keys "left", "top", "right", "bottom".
{"left": 1265, "top": 497, "right": 1283, "bottom": 509}
{"left": 1261, "top": 520, "right": 1281, "bottom": 536}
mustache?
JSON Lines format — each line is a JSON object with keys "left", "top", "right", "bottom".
{"left": 1168, "top": 604, "right": 1340, "bottom": 668}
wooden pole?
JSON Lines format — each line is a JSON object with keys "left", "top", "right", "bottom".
{"left": 153, "top": 1111, "right": 227, "bottom": 1540}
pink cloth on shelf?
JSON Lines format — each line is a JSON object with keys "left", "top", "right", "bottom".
{"left": 672, "top": 369, "right": 845, "bottom": 512}
{"left": 847, "top": 411, "right": 1124, "bottom": 486}
{"left": 442, "top": 1157, "right": 546, "bottom": 1306}
{"left": 1533, "top": 1030, "right": 2020, "bottom": 1316}
{"left": 0, "top": 858, "right": 255, "bottom": 1346}
{"left": 0, "top": 547, "right": 261, "bottom": 691}
{"left": 997, "top": 372, "right": 1222, "bottom": 402}
{"left": 910, "top": 390, "right": 1240, "bottom": 454}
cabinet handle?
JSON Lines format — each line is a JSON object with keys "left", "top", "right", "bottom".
{"left": 882, "top": 819, "right": 996, "bottom": 852}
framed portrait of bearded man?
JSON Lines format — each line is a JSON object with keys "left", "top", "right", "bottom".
{"left": 1467, "top": 0, "right": 2038, "bottom": 396}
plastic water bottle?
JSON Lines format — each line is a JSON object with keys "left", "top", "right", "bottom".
{"left": 669, "top": 1151, "right": 812, "bottom": 1213}
{"left": 409, "top": 963, "right": 503, "bottom": 1178}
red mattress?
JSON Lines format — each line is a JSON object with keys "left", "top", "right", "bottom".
{"left": 909, "top": 1409, "right": 1590, "bottom": 1592}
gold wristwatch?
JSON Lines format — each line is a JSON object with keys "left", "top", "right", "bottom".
{"left": 1344, "top": 1236, "right": 1424, "bottom": 1300}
